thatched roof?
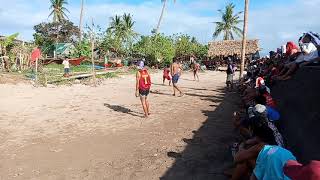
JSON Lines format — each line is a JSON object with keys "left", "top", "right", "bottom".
{"left": 208, "top": 39, "right": 260, "bottom": 57}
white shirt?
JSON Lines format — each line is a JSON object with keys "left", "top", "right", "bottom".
{"left": 62, "top": 60, "right": 70, "bottom": 69}
{"left": 299, "top": 43, "right": 318, "bottom": 62}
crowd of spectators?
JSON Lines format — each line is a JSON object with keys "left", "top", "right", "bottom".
{"left": 227, "top": 32, "right": 320, "bottom": 180}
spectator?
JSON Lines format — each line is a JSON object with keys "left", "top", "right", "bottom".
{"left": 259, "top": 85, "right": 276, "bottom": 108}
{"left": 226, "top": 59, "right": 235, "bottom": 91}
{"left": 62, "top": 59, "right": 70, "bottom": 77}
{"left": 279, "top": 34, "right": 319, "bottom": 80}
{"left": 284, "top": 160, "right": 320, "bottom": 180}
{"left": 251, "top": 145, "right": 296, "bottom": 180}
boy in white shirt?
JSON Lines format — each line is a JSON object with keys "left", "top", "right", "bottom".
{"left": 62, "top": 59, "right": 70, "bottom": 77}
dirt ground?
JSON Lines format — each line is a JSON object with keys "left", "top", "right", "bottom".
{"left": 0, "top": 71, "right": 239, "bottom": 180}
{"left": 0, "top": 73, "right": 29, "bottom": 85}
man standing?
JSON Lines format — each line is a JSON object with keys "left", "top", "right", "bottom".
{"left": 135, "top": 65, "right": 151, "bottom": 118}
{"left": 226, "top": 59, "right": 235, "bottom": 91}
{"left": 170, "top": 59, "right": 184, "bottom": 96}
{"left": 62, "top": 58, "right": 70, "bottom": 77}
{"left": 192, "top": 61, "right": 200, "bottom": 81}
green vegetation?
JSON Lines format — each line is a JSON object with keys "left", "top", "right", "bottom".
{"left": 49, "top": 0, "right": 70, "bottom": 22}
{"left": 96, "top": 72, "right": 118, "bottom": 79}
{"left": 213, "top": 3, "right": 243, "bottom": 40}
{"left": 33, "top": 20, "right": 80, "bottom": 55}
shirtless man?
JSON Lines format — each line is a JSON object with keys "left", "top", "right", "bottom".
{"left": 192, "top": 61, "right": 200, "bottom": 81}
{"left": 170, "top": 59, "right": 183, "bottom": 96}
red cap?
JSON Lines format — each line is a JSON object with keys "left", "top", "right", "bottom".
{"left": 284, "top": 160, "right": 320, "bottom": 180}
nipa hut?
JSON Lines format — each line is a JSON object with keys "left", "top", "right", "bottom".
{"left": 208, "top": 39, "right": 260, "bottom": 57}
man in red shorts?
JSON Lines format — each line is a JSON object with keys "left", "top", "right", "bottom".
{"left": 163, "top": 66, "right": 172, "bottom": 86}
{"left": 136, "top": 65, "right": 152, "bottom": 118}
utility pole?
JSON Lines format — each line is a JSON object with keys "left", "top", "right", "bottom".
{"left": 90, "top": 18, "right": 96, "bottom": 86}
{"left": 240, "top": 0, "right": 249, "bottom": 79}
{"left": 79, "top": 0, "right": 84, "bottom": 41}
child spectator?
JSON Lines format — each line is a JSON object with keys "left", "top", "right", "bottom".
{"left": 62, "top": 59, "right": 70, "bottom": 77}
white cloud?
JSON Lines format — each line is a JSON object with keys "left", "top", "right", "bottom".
{"left": 248, "top": 0, "right": 320, "bottom": 54}
{"left": 0, "top": 0, "right": 319, "bottom": 55}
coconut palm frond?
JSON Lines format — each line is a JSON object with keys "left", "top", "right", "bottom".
{"left": 212, "top": 3, "right": 243, "bottom": 40}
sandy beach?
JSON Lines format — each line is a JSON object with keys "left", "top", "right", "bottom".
{"left": 0, "top": 71, "right": 239, "bottom": 180}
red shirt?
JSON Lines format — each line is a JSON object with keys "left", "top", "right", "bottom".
{"left": 139, "top": 69, "right": 151, "bottom": 90}
{"left": 264, "top": 93, "right": 276, "bottom": 108}
{"left": 31, "top": 48, "right": 41, "bottom": 62}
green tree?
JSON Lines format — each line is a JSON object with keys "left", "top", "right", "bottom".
{"left": 108, "top": 15, "right": 123, "bottom": 37}
{"left": 174, "top": 34, "right": 208, "bottom": 60}
{"left": 33, "top": 20, "right": 79, "bottom": 54}
{"left": 49, "top": 0, "right": 70, "bottom": 22}
{"left": 72, "top": 34, "right": 91, "bottom": 58}
{"left": 0, "top": 33, "right": 19, "bottom": 56}
{"left": 213, "top": 3, "right": 243, "bottom": 40}
{"left": 133, "top": 34, "right": 175, "bottom": 65}
{"left": 175, "top": 34, "right": 194, "bottom": 57}
{"left": 154, "top": 0, "right": 176, "bottom": 34}
{"left": 103, "top": 13, "right": 138, "bottom": 57}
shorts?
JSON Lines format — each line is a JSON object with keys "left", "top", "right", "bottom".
{"left": 172, "top": 74, "right": 180, "bottom": 84}
{"left": 163, "top": 75, "right": 171, "bottom": 80}
{"left": 226, "top": 74, "right": 233, "bottom": 84}
{"left": 64, "top": 68, "right": 70, "bottom": 74}
{"left": 139, "top": 89, "right": 150, "bottom": 97}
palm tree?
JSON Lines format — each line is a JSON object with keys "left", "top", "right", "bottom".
{"left": 49, "top": 0, "right": 70, "bottom": 22}
{"left": 154, "top": 0, "right": 176, "bottom": 34}
{"left": 122, "top": 13, "right": 138, "bottom": 38}
{"left": 240, "top": 0, "right": 250, "bottom": 78}
{"left": 213, "top": 3, "right": 243, "bottom": 40}
{"left": 108, "top": 15, "right": 123, "bottom": 37}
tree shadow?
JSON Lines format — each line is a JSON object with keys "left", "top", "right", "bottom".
{"left": 150, "top": 90, "right": 173, "bottom": 96}
{"left": 160, "top": 91, "right": 240, "bottom": 180}
{"left": 103, "top": 103, "right": 144, "bottom": 118}
{"left": 180, "top": 78, "right": 196, "bottom": 82}
{"left": 185, "top": 93, "right": 224, "bottom": 99}
{"left": 180, "top": 86, "right": 225, "bottom": 93}
{"left": 152, "top": 83, "right": 225, "bottom": 93}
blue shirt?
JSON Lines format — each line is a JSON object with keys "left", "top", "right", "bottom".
{"left": 267, "top": 106, "right": 280, "bottom": 121}
{"left": 254, "top": 145, "right": 296, "bottom": 180}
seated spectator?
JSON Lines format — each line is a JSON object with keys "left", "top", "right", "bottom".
{"left": 231, "top": 116, "right": 279, "bottom": 180}
{"left": 251, "top": 145, "right": 296, "bottom": 180}
{"left": 279, "top": 34, "right": 319, "bottom": 80}
{"left": 252, "top": 104, "right": 284, "bottom": 147}
{"left": 284, "top": 160, "right": 320, "bottom": 180}
{"left": 285, "top": 41, "right": 300, "bottom": 60}
{"left": 259, "top": 86, "right": 276, "bottom": 108}
{"left": 254, "top": 95, "right": 280, "bottom": 121}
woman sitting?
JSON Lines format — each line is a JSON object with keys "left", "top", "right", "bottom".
{"left": 278, "top": 34, "right": 319, "bottom": 80}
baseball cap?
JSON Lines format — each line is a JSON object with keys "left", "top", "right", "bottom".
{"left": 284, "top": 160, "right": 320, "bottom": 180}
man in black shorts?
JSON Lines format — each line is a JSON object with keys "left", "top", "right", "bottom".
{"left": 136, "top": 66, "right": 151, "bottom": 118}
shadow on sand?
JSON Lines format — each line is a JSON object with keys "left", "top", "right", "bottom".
{"left": 103, "top": 103, "right": 144, "bottom": 118}
{"left": 160, "top": 88, "right": 240, "bottom": 180}
{"left": 152, "top": 83, "right": 224, "bottom": 93}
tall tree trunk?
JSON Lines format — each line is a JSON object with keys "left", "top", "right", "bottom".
{"left": 90, "top": 18, "right": 96, "bottom": 87}
{"left": 155, "top": 0, "right": 167, "bottom": 34}
{"left": 79, "top": 0, "right": 84, "bottom": 41}
{"left": 240, "top": 0, "right": 249, "bottom": 79}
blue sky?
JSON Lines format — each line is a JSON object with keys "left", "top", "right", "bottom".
{"left": 0, "top": 0, "right": 319, "bottom": 55}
